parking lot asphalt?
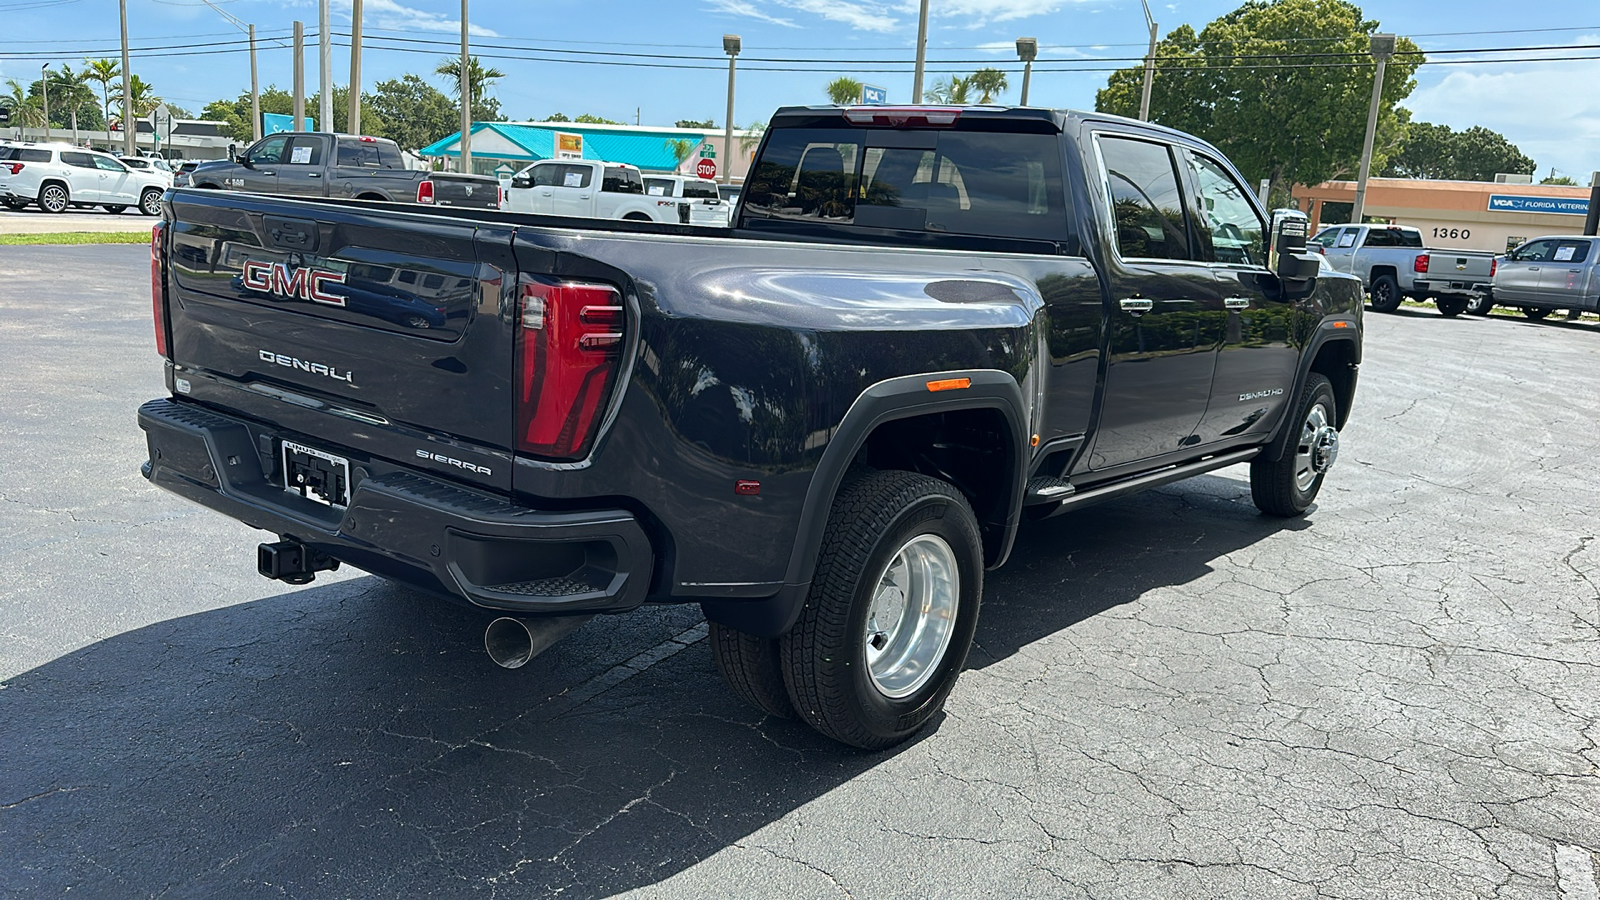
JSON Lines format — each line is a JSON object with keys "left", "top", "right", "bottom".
{"left": 2, "top": 245, "right": 1597, "bottom": 899}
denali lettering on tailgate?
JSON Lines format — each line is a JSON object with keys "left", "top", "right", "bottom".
{"left": 242, "top": 260, "right": 348, "bottom": 307}
{"left": 258, "top": 349, "right": 354, "bottom": 384}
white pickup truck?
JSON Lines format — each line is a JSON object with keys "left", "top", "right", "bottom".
{"left": 1312, "top": 224, "right": 1496, "bottom": 316}
{"left": 503, "top": 160, "right": 686, "bottom": 223}
{"left": 642, "top": 174, "right": 729, "bottom": 226}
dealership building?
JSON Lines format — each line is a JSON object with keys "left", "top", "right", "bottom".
{"left": 1292, "top": 177, "right": 1594, "bottom": 253}
{"left": 420, "top": 121, "right": 759, "bottom": 183}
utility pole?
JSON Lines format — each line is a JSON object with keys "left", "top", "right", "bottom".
{"left": 1138, "top": 0, "right": 1157, "bottom": 121}
{"left": 318, "top": 0, "right": 333, "bottom": 132}
{"left": 1351, "top": 34, "right": 1396, "bottom": 226}
{"left": 119, "top": 0, "right": 134, "bottom": 154}
{"left": 293, "top": 21, "right": 305, "bottom": 132}
{"left": 249, "top": 25, "right": 260, "bottom": 141}
{"left": 459, "top": 0, "right": 471, "bottom": 172}
{"left": 1016, "top": 37, "right": 1037, "bottom": 106}
{"left": 722, "top": 34, "right": 739, "bottom": 184}
{"left": 348, "top": 0, "right": 363, "bottom": 135}
{"left": 40, "top": 65, "right": 50, "bottom": 143}
{"left": 911, "top": 0, "right": 930, "bottom": 103}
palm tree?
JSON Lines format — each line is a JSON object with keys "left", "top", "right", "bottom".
{"left": 825, "top": 77, "right": 863, "bottom": 105}
{"left": 3, "top": 80, "right": 45, "bottom": 131}
{"left": 924, "top": 76, "right": 972, "bottom": 105}
{"left": 129, "top": 74, "right": 160, "bottom": 116}
{"left": 738, "top": 120, "right": 766, "bottom": 154}
{"left": 968, "top": 67, "right": 1009, "bottom": 104}
{"left": 48, "top": 65, "right": 97, "bottom": 143}
{"left": 664, "top": 137, "right": 695, "bottom": 169}
{"left": 83, "top": 58, "right": 120, "bottom": 131}
{"left": 435, "top": 56, "right": 505, "bottom": 102}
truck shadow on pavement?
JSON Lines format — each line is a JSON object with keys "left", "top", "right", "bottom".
{"left": 1, "top": 474, "right": 1306, "bottom": 898}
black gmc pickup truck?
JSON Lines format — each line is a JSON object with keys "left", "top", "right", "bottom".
{"left": 139, "top": 105, "right": 1362, "bottom": 749}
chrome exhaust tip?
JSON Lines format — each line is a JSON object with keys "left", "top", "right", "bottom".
{"left": 484, "top": 615, "right": 594, "bottom": 669}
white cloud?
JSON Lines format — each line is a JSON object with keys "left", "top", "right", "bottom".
{"left": 707, "top": 0, "right": 799, "bottom": 28}
{"left": 928, "top": 0, "right": 1083, "bottom": 25}
{"left": 323, "top": 0, "right": 498, "bottom": 37}
{"left": 707, "top": 0, "right": 1093, "bottom": 33}
{"left": 786, "top": 0, "right": 898, "bottom": 32}
{"left": 1404, "top": 57, "right": 1600, "bottom": 181}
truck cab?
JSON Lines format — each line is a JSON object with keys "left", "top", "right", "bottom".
{"left": 504, "top": 160, "right": 685, "bottom": 223}
{"left": 189, "top": 133, "right": 500, "bottom": 208}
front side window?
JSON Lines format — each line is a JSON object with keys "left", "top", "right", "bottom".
{"left": 1312, "top": 228, "right": 1341, "bottom": 248}
{"left": 1097, "top": 136, "right": 1192, "bottom": 261}
{"left": 1512, "top": 239, "right": 1555, "bottom": 262}
{"left": 530, "top": 164, "right": 563, "bottom": 187}
{"left": 92, "top": 155, "right": 129, "bottom": 173}
{"left": 1188, "top": 153, "right": 1265, "bottom": 266}
{"left": 250, "top": 137, "right": 288, "bottom": 166}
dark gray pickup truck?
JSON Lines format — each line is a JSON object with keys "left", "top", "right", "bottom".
{"left": 188, "top": 132, "right": 501, "bottom": 208}
{"left": 140, "top": 105, "right": 1362, "bottom": 749}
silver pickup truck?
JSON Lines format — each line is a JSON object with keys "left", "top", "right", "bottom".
{"left": 1312, "top": 224, "right": 1496, "bottom": 316}
{"left": 1475, "top": 234, "right": 1600, "bottom": 319}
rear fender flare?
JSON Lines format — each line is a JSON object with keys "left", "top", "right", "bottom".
{"left": 1261, "top": 323, "right": 1361, "bottom": 461}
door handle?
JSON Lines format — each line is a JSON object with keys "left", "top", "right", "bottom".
{"left": 307, "top": 172, "right": 321, "bottom": 178}
{"left": 1528, "top": 267, "right": 1541, "bottom": 271}
{"left": 1119, "top": 298, "right": 1154, "bottom": 314}
{"left": 579, "top": 194, "right": 592, "bottom": 199}
{"left": 1224, "top": 297, "right": 1251, "bottom": 310}
{"left": 259, "top": 170, "right": 276, "bottom": 176}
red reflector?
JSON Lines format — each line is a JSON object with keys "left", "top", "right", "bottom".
{"left": 150, "top": 223, "right": 168, "bottom": 358}
{"left": 417, "top": 180, "right": 435, "bottom": 204}
{"left": 1414, "top": 254, "right": 1430, "bottom": 273}
{"left": 735, "top": 479, "right": 761, "bottom": 496}
{"left": 842, "top": 105, "right": 962, "bottom": 127}
{"left": 516, "top": 279, "right": 626, "bottom": 460}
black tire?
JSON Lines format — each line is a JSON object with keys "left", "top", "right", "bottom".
{"left": 1466, "top": 293, "right": 1493, "bottom": 315}
{"left": 1251, "top": 374, "right": 1339, "bottom": 518}
{"left": 780, "top": 470, "right": 983, "bottom": 750}
{"left": 1, "top": 198, "right": 27, "bottom": 211}
{"left": 1368, "top": 274, "right": 1402, "bottom": 312}
{"left": 102, "top": 205, "right": 127, "bottom": 215}
{"left": 1523, "top": 307, "right": 1551, "bottom": 320}
{"left": 622, "top": 212, "right": 651, "bottom": 221}
{"left": 709, "top": 623, "right": 794, "bottom": 719}
{"left": 37, "top": 183, "right": 69, "bottom": 214}
{"left": 1436, "top": 297, "right": 1468, "bottom": 317}
{"left": 139, "top": 188, "right": 163, "bottom": 217}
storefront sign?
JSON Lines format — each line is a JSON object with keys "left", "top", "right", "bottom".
{"left": 1487, "top": 194, "right": 1589, "bottom": 216}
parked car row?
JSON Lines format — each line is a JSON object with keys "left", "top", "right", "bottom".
{"left": 0, "top": 141, "right": 170, "bottom": 215}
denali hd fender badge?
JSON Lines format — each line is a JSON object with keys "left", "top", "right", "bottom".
{"left": 259, "top": 349, "right": 354, "bottom": 384}
{"left": 242, "top": 260, "right": 347, "bottom": 307}
{"left": 1239, "top": 388, "right": 1284, "bottom": 402}
{"left": 416, "top": 449, "right": 492, "bottom": 476}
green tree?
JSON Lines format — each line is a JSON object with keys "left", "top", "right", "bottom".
{"left": 739, "top": 120, "right": 766, "bottom": 154}
{"left": 434, "top": 56, "right": 506, "bottom": 122}
{"left": 1383, "top": 121, "right": 1534, "bottom": 181}
{"left": 924, "top": 75, "right": 972, "bottom": 104}
{"left": 543, "top": 112, "right": 572, "bottom": 122}
{"left": 675, "top": 118, "right": 715, "bottom": 129}
{"left": 129, "top": 74, "right": 160, "bottom": 116}
{"left": 38, "top": 66, "right": 101, "bottom": 135}
{"left": 825, "top": 77, "right": 863, "bottom": 104}
{"left": 1541, "top": 173, "right": 1577, "bottom": 186}
{"left": 573, "top": 113, "right": 622, "bottom": 124}
{"left": 367, "top": 75, "right": 459, "bottom": 151}
{"left": 1095, "top": 0, "right": 1424, "bottom": 200}
{"left": 1452, "top": 126, "right": 1534, "bottom": 181}
{"left": 968, "top": 67, "right": 1009, "bottom": 103}
{"left": 82, "top": 58, "right": 121, "bottom": 132}
{"left": 664, "top": 138, "right": 695, "bottom": 168}
{"left": 3, "top": 80, "right": 45, "bottom": 129}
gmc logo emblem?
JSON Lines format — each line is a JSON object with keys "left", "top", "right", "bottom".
{"left": 242, "top": 260, "right": 348, "bottom": 307}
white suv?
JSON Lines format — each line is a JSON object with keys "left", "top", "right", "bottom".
{"left": 0, "top": 142, "right": 168, "bottom": 215}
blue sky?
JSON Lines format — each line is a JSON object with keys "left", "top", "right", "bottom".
{"left": 4, "top": 0, "right": 1599, "bottom": 178}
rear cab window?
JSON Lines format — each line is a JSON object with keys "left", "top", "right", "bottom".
{"left": 644, "top": 177, "right": 676, "bottom": 197}
{"left": 337, "top": 139, "right": 398, "bottom": 168}
{"left": 740, "top": 116, "right": 1072, "bottom": 248}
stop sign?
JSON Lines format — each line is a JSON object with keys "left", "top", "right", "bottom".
{"left": 696, "top": 158, "right": 717, "bottom": 179}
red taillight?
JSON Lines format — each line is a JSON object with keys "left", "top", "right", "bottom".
{"left": 4, "top": 163, "right": 22, "bottom": 175}
{"left": 1491, "top": 257, "right": 1498, "bottom": 277}
{"left": 842, "top": 105, "right": 962, "bottom": 127}
{"left": 515, "top": 278, "right": 625, "bottom": 460}
{"left": 150, "top": 223, "right": 168, "bottom": 358}
{"left": 1414, "top": 254, "right": 1430, "bottom": 273}
{"left": 417, "top": 179, "right": 435, "bottom": 204}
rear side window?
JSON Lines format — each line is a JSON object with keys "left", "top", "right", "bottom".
{"left": 337, "top": 140, "right": 383, "bottom": 168}
{"left": 285, "top": 136, "right": 324, "bottom": 166}
{"left": 602, "top": 166, "right": 643, "bottom": 194}
{"left": 682, "top": 180, "right": 719, "bottom": 199}
{"left": 1096, "top": 136, "right": 1191, "bottom": 261}
{"left": 1551, "top": 239, "right": 1592, "bottom": 263}
{"left": 743, "top": 126, "right": 1069, "bottom": 242}
{"left": 60, "top": 151, "right": 97, "bottom": 170}
{"left": 11, "top": 148, "right": 51, "bottom": 163}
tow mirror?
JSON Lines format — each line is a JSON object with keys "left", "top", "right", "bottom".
{"left": 1271, "top": 216, "right": 1320, "bottom": 283}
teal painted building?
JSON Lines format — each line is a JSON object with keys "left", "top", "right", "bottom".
{"left": 419, "top": 121, "right": 756, "bottom": 182}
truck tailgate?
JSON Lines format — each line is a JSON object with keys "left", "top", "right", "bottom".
{"left": 426, "top": 173, "right": 501, "bottom": 209}
{"left": 1425, "top": 248, "right": 1495, "bottom": 280}
{"left": 162, "top": 190, "right": 517, "bottom": 492}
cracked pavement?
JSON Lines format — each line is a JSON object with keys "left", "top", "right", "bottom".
{"left": 2, "top": 247, "right": 1598, "bottom": 898}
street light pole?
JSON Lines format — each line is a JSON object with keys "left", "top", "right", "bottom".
{"left": 119, "top": 0, "right": 134, "bottom": 154}
{"left": 1351, "top": 33, "right": 1396, "bottom": 226}
{"left": 293, "top": 21, "right": 305, "bottom": 132}
{"left": 1016, "top": 37, "right": 1037, "bottom": 106}
{"left": 459, "top": 0, "right": 471, "bottom": 173}
{"left": 348, "top": 0, "right": 363, "bottom": 135}
{"left": 722, "top": 34, "right": 739, "bottom": 185}
{"left": 1138, "top": 0, "right": 1157, "bottom": 121}
{"left": 249, "top": 25, "right": 260, "bottom": 141}
{"left": 40, "top": 65, "right": 49, "bottom": 143}
{"left": 911, "top": 0, "right": 929, "bottom": 103}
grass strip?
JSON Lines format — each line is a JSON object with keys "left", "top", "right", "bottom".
{"left": 0, "top": 231, "right": 151, "bottom": 246}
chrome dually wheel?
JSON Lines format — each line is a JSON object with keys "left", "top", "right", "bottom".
{"left": 1252, "top": 373, "right": 1339, "bottom": 517}
{"left": 1293, "top": 403, "right": 1339, "bottom": 492}
{"left": 864, "top": 534, "right": 959, "bottom": 699}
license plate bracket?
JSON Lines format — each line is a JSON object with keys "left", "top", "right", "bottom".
{"left": 281, "top": 440, "right": 351, "bottom": 508}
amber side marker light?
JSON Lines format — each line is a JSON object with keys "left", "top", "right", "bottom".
{"left": 926, "top": 377, "right": 971, "bottom": 392}
{"left": 1333, "top": 321, "right": 1350, "bottom": 329}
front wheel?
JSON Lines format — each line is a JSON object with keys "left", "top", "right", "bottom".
{"left": 781, "top": 470, "right": 982, "bottom": 750}
{"left": 1523, "top": 308, "right": 1551, "bottom": 321}
{"left": 1369, "top": 274, "right": 1402, "bottom": 312}
{"left": 1466, "top": 293, "right": 1493, "bottom": 315}
{"left": 1251, "top": 374, "right": 1339, "bottom": 518}
{"left": 1436, "top": 297, "right": 1468, "bottom": 317}
{"left": 139, "top": 189, "right": 163, "bottom": 217}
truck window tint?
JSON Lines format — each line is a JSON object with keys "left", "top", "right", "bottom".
{"left": 1312, "top": 228, "right": 1340, "bottom": 248}
{"left": 1362, "top": 228, "right": 1393, "bottom": 247}
{"left": 60, "top": 151, "right": 97, "bottom": 169}
{"left": 744, "top": 127, "right": 1069, "bottom": 241}
{"left": 602, "top": 167, "right": 642, "bottom": 194}
{"left": 1393, "top": 229, "right": 1423, "bottom": 248}
{"left": 644, "top": 178, "right": 674, "bottom": 196}
{"left": 285, "top": 136, "right": 323, "bottom": 166}
{"left": 1551, "top": 240, "right": 1592, "bottom": 263}
{"left": 337, "top": 141, "right": 383, "bottom": 168}
{"left": 531, "top": 164, "right": 563, "bottom": 188}
{"left": 378, "top": 144, "right": 403, "bottom": 169}
{"left": 1097, "top": 136, "right": 1192, "bottom": 261}
{"left": 250, "top": 137, "right": 287, "bottom": 165}
{"left": 9, "top": 148, "right": 50, "bottom": 162}
{"left": 559, "top": 164, "right": 595, "bottom": 189}
{"left": 1188, "top": 153, "right": 1265, "bottom": 266}
{"left": 682, "top": 180, "right": 719, "bottom": 199}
